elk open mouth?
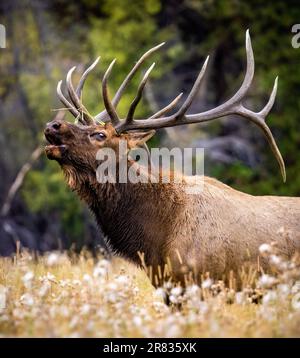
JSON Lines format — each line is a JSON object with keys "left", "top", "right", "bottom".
{"left": 44, "top": 129, "right": 63, "bottom": 145}
{"left": 44, "top": 132, "right": 67, "bottom": 160}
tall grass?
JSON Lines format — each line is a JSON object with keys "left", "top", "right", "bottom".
{"left": 0, "top": 244, "right": 299, "bottom": 337}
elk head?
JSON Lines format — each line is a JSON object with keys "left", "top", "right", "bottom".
{"left": 45, "top": 30, "right": 286, "bottom": 187}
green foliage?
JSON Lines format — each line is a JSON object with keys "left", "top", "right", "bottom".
{"left": 86, "top": 0, "right": 178, "bottom": 119}
{"left": 22, "top": 160, "right": 85, "bottom": 240}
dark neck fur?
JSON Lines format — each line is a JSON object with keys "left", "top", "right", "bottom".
{"left": 75, "top": 176, "right": 182, "bottom": 267}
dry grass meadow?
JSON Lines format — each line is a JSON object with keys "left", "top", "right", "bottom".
{"left": 0, "top": 244, "right": 300, "bottom": 338}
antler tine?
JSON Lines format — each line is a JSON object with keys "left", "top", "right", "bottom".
{"left": 174, "top": 29, "right": 253, "bottom": 121}
{"left": 95, "top": 42, "right": 165, "bottom": 121}
{"left": 56, "top": 80, "right": 82, "bottom": 122}
{"left": 102, "top": 59, "right": 120, "bottom": 126}
{"left": 236, "top": 76, "right": 286, "bottom": 181}
{"left": 149, "top": 93, "right": 183, "bottom": 119}
{"left": 175, "top": 56, "right": 210, "bottom": 118}
{"left": 115, "top": 54, "right": 209, "bottom": 132}
{"left": 66, "top": 67, "right": 95, "bottom": 125}
{"left": 258, "top": 76, "right": 278, "bottom": 118}
{"left": 126, "top": 62, "right": 156, "bottom": 123}
{"left": 76, "top": 57, "right": 100, "bottom": 99}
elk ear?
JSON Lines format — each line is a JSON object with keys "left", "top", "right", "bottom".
{"left": 128, "top": 130, "right": 156, "bottom": 148}
{"left": 104, "top": 122, "right": 114, "bottom": 130}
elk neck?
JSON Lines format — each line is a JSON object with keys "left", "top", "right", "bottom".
{"left": 64, "top": 161, "right": 186, "bottom": 267}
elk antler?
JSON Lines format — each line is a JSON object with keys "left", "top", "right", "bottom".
{"left": 114, "top": 30, "right": 286, "bottom": 182}
{"left": 57, "top": 57, "right": 100, "bottom": 125}
{"left": 57, "top": 42, "right": 180, "bottom": 126}
{"left": 95, "top": 43, "right": 168, "bottom": 122}
{"left": 56, "top": 30, "right": 286, "bottom": 181}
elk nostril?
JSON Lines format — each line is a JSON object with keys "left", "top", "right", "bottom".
{"left": 52, "top": 122, "right": 61, "bottom": 130}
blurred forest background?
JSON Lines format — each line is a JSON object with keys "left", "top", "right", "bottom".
{"left": 0, "top": 0, "right": 300, "bottom": 255}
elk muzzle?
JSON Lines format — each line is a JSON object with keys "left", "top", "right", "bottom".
{"left": 44, "top": 120, "right": 68, "bottom": 160}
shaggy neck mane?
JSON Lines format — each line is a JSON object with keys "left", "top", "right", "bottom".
{"left": 61, "top": 162, "right": 185, "bottom": 267}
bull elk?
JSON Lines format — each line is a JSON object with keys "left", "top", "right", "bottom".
{"left": 44, "top": 31, "right": 300, "bottom": 287}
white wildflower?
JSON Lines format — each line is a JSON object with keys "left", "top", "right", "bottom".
{"left": 68, "top": 332, "right": 80, "bottom": 338}
{"left": 202, "top": 278, "right": 213, "bottom": 289}
{"left": 258, "top": 274, "right": 277, "bottom": 288}
{"left": 0, "top": 314, "right": 9, "bottom": 322}
{"left": 277, "top": 284, "right": 290, "bottom": 297}
{"left": 114, "top": 301, "right": 127, "bottom": 311}
{"left": 259, "top": 243, "right": 272, "bottom": 256}
{"left": 59, "top": 279, "right": 69, "bottom": 288}
{"left": 262, "top": 291, "right": 277, "bottom": 305}
{"left": 235, "top": 292, "right": 247, "bottom": 305}
{"left": 82, "top": 274, "right": 92, "bottom": 284}
{"left": 139, "top": 308, "right": 149, "bottom": 317}
{"left": 115, "top": 275, "right": 128, "bottom": 285}
{"left": 154, "top": 288, "right": 166, "bottom": 301}
{"left": 93, "top": 259, "right": 110, "bottom": 278}
{"left": 152, "top": 301, "right": 169, "bottom": 313}
{"left": 107, "top": 282, "right": 118, "bottom": 291}
{"left": 46, "top": 252, "right": 60, "bottom": 267}
{"left": 97, "top": 309, "right": 108, "bottom": 320}
{"left": 98, "top": 259, "right": 110, "bottom": 268}
{"left": 169, "top": 295, "right": 178, "bottom": 304}
{"left": 80, "top": 304, "right": 91, "bottom": 315}
{"left": 198, "top": 301, "right": 209, "bottom": 314}
{"left": 170, "top": 286, "right": 182, "bottom": 297}
{"left": 86, "top": 321, "right": 94, "bottom": 332}
{"left": 12, "top": 308, "right": 25, "bottom": 320}
{"left": 40, "top": 272, "right": 57, "bottom": 283}
{"left": 165, "top": 324, "right": 181, "bottom": 337}
{"left": 106, "top": 292, "right": 117, "bottom": 303}
{"left": 47, "top": 272, "right": 56, "bottom": 280}
{"left": 133, "top": 286, "right": 139, "bottom": 295}
{"left": 258, "top": 306, "right": 277, "bottom": 321}
{"left": 69, "top": 316, "right": 79, "bottom": 328}
{"left": 59, "top": 306, "right": 70, "bottom": 317}
{"left": 22, "top": 271, "right": 34, "bottom": 282}
{"left": 163, "top": 281, "right": 173, "bottom": 290}
{"left": 0, "top": 285, "right": 7, "bottom": 312}
{"left": 22, "top": 271, "right": 34, "bottom": 289}
{"left": 270, "top": 254, "right": 282, "bottom": 267}
{"left": 49, "top": 306, "right": 57, "bottom": 319}
{"left": 291, "top": 292, "right": 300, "bottom": 310}
{"left": 209, "top": 319, "right": 220, "bottom": 335}
{"left": 291, "top": 281, "right": 300, "bottom": 294}
{"left": 186, "top": 311, "right": 198, "bottom": 324}
{"left": 93, "top": 266, "right": 107, "bottom": 278}
{"left": 38, "top": 281, "right": 51, "bottom": 297}
{"left": 72, "top": 279, "right": 81, "bottom": 286}
{"left": 185, "top": 284, "right": 200, "bottom": 297}
{"left": 20, "top": 293, "right": 34, "bottom": 306}
{"left": 133, "top": 316, "right": 143, "bottom": 327}
{"left": 58, "top": 289, "right": 68, "bottom": 299}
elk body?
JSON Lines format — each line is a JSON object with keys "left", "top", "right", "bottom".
{"left": 45, "top": 31, "right": 300, "bottom": 286}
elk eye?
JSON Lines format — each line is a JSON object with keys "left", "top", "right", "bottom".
{"left": 91, "top": 132, "right": 106, "bottom": 141}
